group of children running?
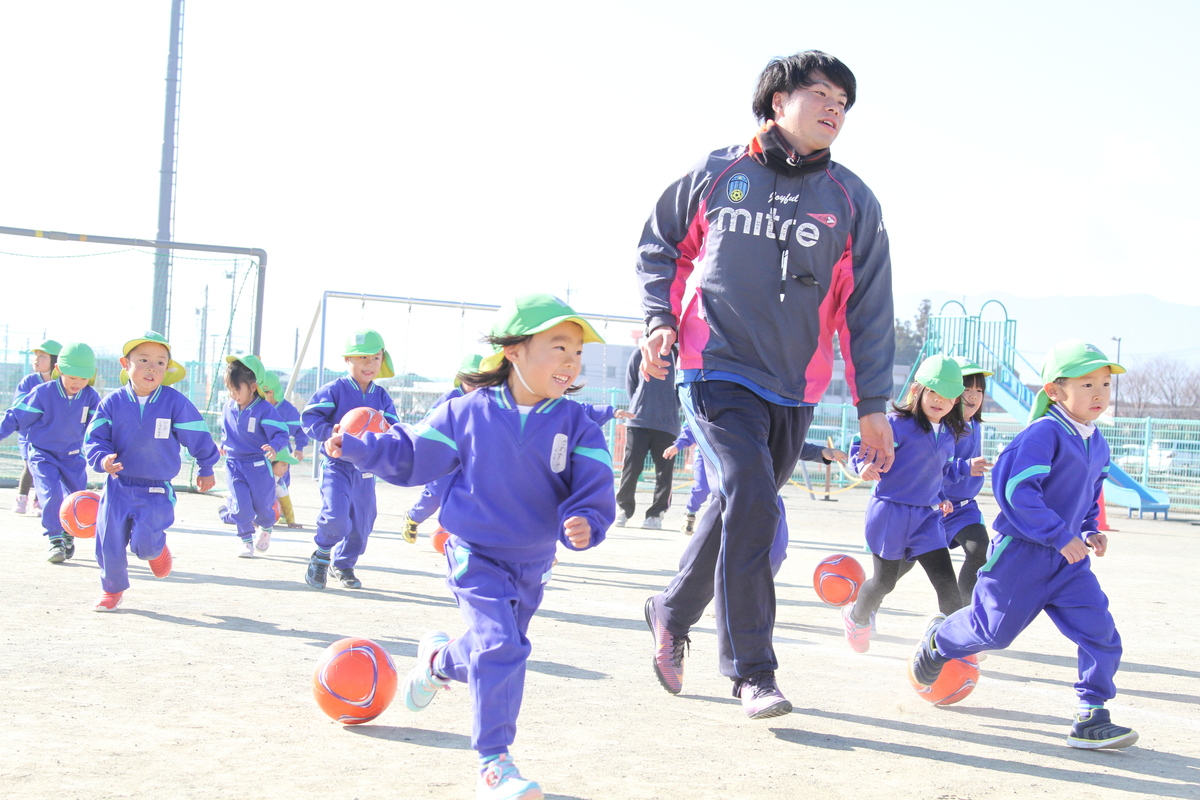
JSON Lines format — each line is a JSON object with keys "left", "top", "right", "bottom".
{"left": 3, "top": 304, "right": 1139, "bottom": 798}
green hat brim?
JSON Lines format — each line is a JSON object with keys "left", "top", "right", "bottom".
{"left": 51, "top": 366, "right": 97, "bottom": 386}
{"left": 917, "top": 376, "right": 966, "bottom": 400}
{"left": 226, "top": 355, "right": 272, "bottom": 398}
{"left": 122, "top": 335, "right": 172, "bottom": 358}
{"left": 951, "top": 357, "right": 993, "bottom": 377}
{"left": 478, "top": 315, "right": 604, "bottom": 374}
{"left": 341, "top": 347, "right": 394, "bottom": 379}
{"left": 1058, "top": 358, "right": 1126, "bottom": 379}
{"left": 272, "top": 451, "right": 301, "bottom": 466}
{"left": 30, "top": 339, "right": 62, "bottom": 357}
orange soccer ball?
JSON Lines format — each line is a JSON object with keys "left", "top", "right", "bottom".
{"left": 273, "top": 500, "right": 281, "bottom": 523}
{"left": 339, "top": 407, "right": 389, "bottom": 437}
{"left": 431, "top": 527, "right": 450, "bottom": 554}
{"left": 312, "top": 638, "right": 398, "bottom": 724}
{"left": 812, "top": 554, "right": 866, "bottom": 606}
{"left": 60, "top": 490, "right": 101, "bottom": 538}
{"left": 911, "top": 655, "right": 980, "bottom": 706}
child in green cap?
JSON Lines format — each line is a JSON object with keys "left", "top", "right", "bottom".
{"left": 324, "top": 293, "right": 615, "bottom": 799}
{"left": 841, "top": 354, "right": 968, "bottom": 654}
{"left": 260, "top": 371, "right": 307, "bottom": 528}
{"left": 911, "top": 340, "right": 1137, "bottom": 749}
{"left": 0, "top": 342, "right": 101, "bottom": 561}
{"left": 217, "top": 355, "right": 294, "bottom": 557}
{"left": 11, "top": 338, "right": 61, "bottom": 514}
{"left": 300, "top": 328, "right": 400, "bottom": 590}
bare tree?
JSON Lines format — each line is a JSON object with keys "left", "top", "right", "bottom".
{"left": 1118, "top": 357, "right": 1200, "bottom": 419}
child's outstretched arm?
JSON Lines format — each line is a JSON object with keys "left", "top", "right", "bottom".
{"left": 556, "top": 424, "right": 616, "bottom": 551}
{"left": 578, "top": 402, "right": 617, "bottom": 426}
{"left": 337, "top": 412, "right": 460, "bottom": 488}
{"left": 301, "top": 385, "right": 338, "bottom": 444}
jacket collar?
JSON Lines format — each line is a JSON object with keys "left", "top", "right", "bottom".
{"left": 748, "top": 121, "right": 831, "bottom": 177}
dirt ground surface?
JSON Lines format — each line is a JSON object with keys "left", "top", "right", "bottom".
{"left": 3, "top": 474, "right": 1198, "bottom": 800}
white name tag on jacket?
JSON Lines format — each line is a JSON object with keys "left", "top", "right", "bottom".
{"left": 80, "top": 405, "right": 89, "bottom": 424}
{"left": 155, "top": 418, "right": 171, "bottom": 438}
{"left": 248, "top": 417, "right": 257, "bottom": 433}
{"left": 551, "top": 433, "right": 568, "bottom": 473}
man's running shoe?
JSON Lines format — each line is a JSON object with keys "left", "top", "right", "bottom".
{"left": 733, "top": 670, "right": 792, "bottom": 719}
{"left": 644, "top": 595, "right": 688, "bottom": 695}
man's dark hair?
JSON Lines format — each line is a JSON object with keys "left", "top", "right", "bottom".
{"left": 752, "top": 50, "right": 857, "bottom": 122}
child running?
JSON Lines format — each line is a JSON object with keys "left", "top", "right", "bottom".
{"left": 842, "top": 354, "right": 966, "bottom": 653}
{"left": 260, "top": 371, "right": 308, "bottom": 528}
{"left": 301, "top": 329, "right": 400, "bottom": 590}
{"left": 84, "top": 332, "right": 220, "bottom": 611}
{"left": 218, "top": 355, "right": 295, "bottom": 557}
{"left": 911, "top": 340, "right": 1138, "bottom": 749}
{"left": 0, "top": 342, "right": 100, "bottom": 562}
{"left": 11, "top": 339, "right": 60, "bottom": 515}
{"left": 941, "top": 357, "right": 994, "bottom": 602}
{"left": 326, "top": 294, "right": 614, "bottom": 800}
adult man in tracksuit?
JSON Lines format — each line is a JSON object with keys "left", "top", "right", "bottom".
{"left": 615, "top": 348, "right": 680, "bottom": 529}
{"left": 638, "top": 50, "right": 896, "bottom": 719}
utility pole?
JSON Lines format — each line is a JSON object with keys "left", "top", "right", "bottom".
{"left": 152, "top": 0, "right": 185, "bottom": 336}
{"left": 1111, "top": 336, "right": 1123, "bottom": 416}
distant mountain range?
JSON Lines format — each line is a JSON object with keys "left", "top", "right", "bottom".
{"left": 894, "top": 291, "right": 1200, "bottom": 375}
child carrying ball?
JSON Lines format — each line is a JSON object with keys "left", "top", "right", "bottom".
{"left": 325, "top": 294, "right": 615, "bottom": 800}
{"left": 84, "top": 332, "right": 220, "bottom": 611}
{"left": 11, "top": 338, "right": 61, "bottom": 515}
{"left": 0, "top": 343, "right": 100, "bottom": 562}
{"left": 260, "top": 371, "right": 308, "bottom": 528}
{"left": 301, "top": 329, "right": 400, "bottom": 590}
{"left": 218, "top": 355, "right": 295, "bottom": 557}
{"left": 910, "top": 341, "right": 1138, "bottom": 749}
{"left": 842, "top": 355, "right": 966, "bottom": 653}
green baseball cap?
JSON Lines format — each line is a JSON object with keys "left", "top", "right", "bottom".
{"left": 911, "top": 354, "right": 965, "bottom": 401}
{"left": 454, "top": 353, "right": 484, "bottom": 388}
{"left": 479, "top": 294, "right": 604, "bottom": 372}
{"left": 119, "top": 331, "right": 187, "bottom": 387}
{"left": 52, "top": 342, "right": 97, "bottom": 385}
{"left": 342, "top": 329, "right": 395, "bottom": 379}
{"left": 951, "top": 356, "right": 993, "bottom": 377}
{"left": 1029, "top": 339, "right": 1125, "bottom": 422}
{"left": 260, "top": 370, "right": 283, "bottom": 397}
{"left": 226, "top": 354, "right": 270, "bottom": 399}
{"left": 29, "top": 339, "right": 62, "bottom": 356}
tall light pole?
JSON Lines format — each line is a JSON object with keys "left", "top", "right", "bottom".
{"left": 1111, "top": 336, "right": 1122, "bottom": 417}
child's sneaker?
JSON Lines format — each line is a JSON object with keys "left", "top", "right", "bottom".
{"left": 329, "top": 565, "right": 362, "bottom": 589}
{"left": 402, "top": 515, "right": 419, "bottom": 544}
{"left": 255, "top": 527, "right": 272, "bottom": 552}
{"left": 403, "top": 631, "right": 452, "bottom": 711}
{"left": 47, "top": 539, "right": 67, "bottom": 563}
{"left": 148, "top": 545, "right": 172, "bottom": 578}
{"left": 305, "top": 550, "right": 329, "bottom": 589}
{"left": 62, "top": 532, "right": 76, "bottom": 560}
{"left": 733, "top": 670, "right": 792, "bottom": 719}
{"left": 642, "top": 515, "right": 663, "bottom": 530}
{"left": 31, "top": 494, "right": 40, "bottom": 513}
{"left": 681, "top": 512, "right": 696, "bottom": 535}
{"left": 237, "top": 538, "right": 255, "bottom": 558}
{"left": 908, "top": 614, "right": 949, "bottom": 688}
{"left": 842, "top": 604, "right": 872, "bottom": 653}
{"left": 91, "top": 591, "right": 123, "bottom": 611}
{"left": 477, "top": 753, "right": 543, "bottom": 800}
{"left": 12, "top": 495, "right": 27, "bottom": 514}
{"left": 645, "top": 595, "right": 688, "bottom": 694}
{"left": 1067, "top": 708, "right": 1139, "bottom": 749}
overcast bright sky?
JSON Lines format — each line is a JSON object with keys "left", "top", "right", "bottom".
{"left": 1, "top": 0, "right": 1196, "bottom": 373}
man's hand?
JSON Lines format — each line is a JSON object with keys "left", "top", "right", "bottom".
{"left": 564, "top": 516, "right": 591, "bottom": 548}
{"left": 857, "top": 412, "right": 895, "bottom": 473}
{"left": 639, "top": 327, "right": 676, "bottom": 380}
{"left": 1060, "top": 537, "right": 1090, "bottom": 564}
{"left": 969, "top": 456, "right": 993, "bottom": 477}
{"left": 1085, "top": 532, "right": 1108, "bottom": 557}
{"left": 324, "top": 433, "right": 344, "bottom": 459}
{"left": 102, "top": 453, "right": 123, "bottom": 475}
{"left": 822, "top": 447, "right": 848, "bottom": 464}
{"left": 614, "top": 409, "right": 634, "bottom": 420}
{"left": 196, "top": 474, "right": 216, "bottom": 492}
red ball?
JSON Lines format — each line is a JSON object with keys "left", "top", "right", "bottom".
{"left": 339, "top": 407, "right": 389, "bottom": 437}
{"left": 910, "top": 655, "right": 980, "bottom": 706}
{"left": 431, "top": 527, "right": 449, "bottom": 554}
{"left": 812, "top": 554, "right": 866, "bottom": 606}
{"left": 60, "top": 490, "right": 101, "bottom": 538}
{"left": 273, "top": 500, "right": 281, "bottom": 523}
{"left": 312, "top": 638, "right": 398, "bottom": 724}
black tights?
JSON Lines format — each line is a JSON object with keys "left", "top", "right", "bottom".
{"left": 896, "top": 523, "right": 991, "bottom": 605}
{"left": 851, "top": 549, "right": 963, "bottom": 626}
{"left": 18, "top": 464, "right": 32, "bottom": 496}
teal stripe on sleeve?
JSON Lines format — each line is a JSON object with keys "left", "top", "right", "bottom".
{"left": 1101, "top": 465, "right": 1111, "bottom": 473}
{"left": 262, "top": 418, "right": 288, "bottom": 431}
{"left": 573, "top": 445, "right": 613, "bottom": 468}
{"left": 303, "top": 401, "right": 336, "bottom": 412}
{"left": 383, "top": 412, "right": 399, "bottom": 422}
{"left": 414, "top": 422, "right": 457, "bottom": 451}
{"left": 173, "top": 420, "right": 210, "bottom": 432}
{"left": 13, "top": 401, "right": 43, "bottom": 414}
{"left": 1005, "top": 465, "right": 1051, "bottom": 505}
{"left": 87, "top": 416, "right": 111, "bottom": 435}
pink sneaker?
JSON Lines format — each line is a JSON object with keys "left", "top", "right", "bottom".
{"left": 13, "top": 495, "right": 27, "bottom": 514}
{"left": 645, "top": 595, "right": 688, "bottom": 695}
{"left": 843, "top": 605, "right": 872, "bottom": 653}
{"left": 92, "top": 592, "right": 124, "bottom": 612}
{"left": 31, "top": 494, "right": 40, "bottom": 513}
{"left": 148, "top": 546, "right": 173, "bottom": 578}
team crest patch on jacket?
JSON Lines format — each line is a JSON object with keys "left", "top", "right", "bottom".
{"left": 808, "top": 213, "right": 838, "bottom": 227}
{"left": 727, "top": 173, "right": 749, "bottom": 203}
